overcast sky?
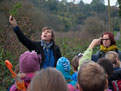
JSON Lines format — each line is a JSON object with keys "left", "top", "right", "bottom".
{"left": 68, "top": 0, "right": 117, "bottom": 6}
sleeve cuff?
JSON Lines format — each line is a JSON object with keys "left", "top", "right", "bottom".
{"left": 13, "top": 26, "right": 19, "bottom": 32}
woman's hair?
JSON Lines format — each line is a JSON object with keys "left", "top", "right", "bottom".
{"left": 29, "top": 68, "right": 68, "bottom": 91}
{"left": 101, "top": 32, "right": 116, "bottom": 45}
{"left": 41, "top": 26, "right": 55, "bottom": 43}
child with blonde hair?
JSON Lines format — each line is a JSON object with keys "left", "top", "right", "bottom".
{"left": 105, "top": 51, "right": 121, "bottom": 69}
{"left": 29, "top": 68, "right": 68, "bottom": 91}
{"left": 78, "top": 61, "right": 108, "bottom": 91}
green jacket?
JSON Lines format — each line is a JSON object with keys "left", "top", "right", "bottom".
{"left": 78, "top": 48, "right": 93, "bottom": 70}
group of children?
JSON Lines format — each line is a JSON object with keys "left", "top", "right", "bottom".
{"left": 8, "top": 37, "right": 121, "bottom": 91}
{"left": 8, "top": 15, "right": 121, "bottom": 91}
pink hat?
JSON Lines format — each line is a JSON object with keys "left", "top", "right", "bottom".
{"left": 19, "top": 51, "right": 41, "bottom": 73}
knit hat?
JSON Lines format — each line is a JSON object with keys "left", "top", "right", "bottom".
{"left": 56, "top": 57, "right": 71, "bottom": 81}
{"left": 101, "top": 32, "right": 116, "bottom": 45}
{"left": 56, "top": 57, "right": 77, "bottom": 86}
{"left": 56, "top": 57, "right": 70, "bottom": 73}
{"left": 19, "top": 51, "right": 41, "bottom": 73}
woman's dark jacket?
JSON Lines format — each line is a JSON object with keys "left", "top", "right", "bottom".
{"left": 13, "top": 26, "right": 61, "bottom": 68}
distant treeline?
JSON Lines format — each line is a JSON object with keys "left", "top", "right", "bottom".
{"left": 0, "top": 0, "right": 120, "bottom": 32}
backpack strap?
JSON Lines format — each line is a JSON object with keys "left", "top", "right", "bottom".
{"left": 112, "top": 80, "right": 119, "bottom": 91}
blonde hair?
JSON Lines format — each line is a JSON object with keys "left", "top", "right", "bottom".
{"left": 29, "top": 68, "right": 67, "bottom": 91}
{"left": 105, "top": 51, "right": 120, "bottom": 68}
{"left": 78, "top": 61, "right": 106, "bottom": 91}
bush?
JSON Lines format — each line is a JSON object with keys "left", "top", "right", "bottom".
{"left": 0, "top": 48, "right": 16, "bottom": 90}
{"left": 82, "top": 16, "right": 107, "bottom": 38}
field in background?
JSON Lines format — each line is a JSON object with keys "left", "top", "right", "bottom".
{"left": 0, "top": 29, "right": 121, "bottom": 90}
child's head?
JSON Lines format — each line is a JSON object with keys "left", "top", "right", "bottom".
{"left": 97, "top": 58, "right": 114, "bottom": 77}
{"left": 78, "top": 61, "right": 107, "bottom": 91}
{"left": 29, "top": 68, "right": 68, "bottom": 91}
{"left": 105, "top": 51, "right": 120, "bottom": 68}
{"left": 19, "top": 51, "right": 41, "bottom": 73}
{"left": 71, "top": 53, "right": 83, "bottom": 71}
{"left": 56, "top": 57, "right": 70, "bottom": 74}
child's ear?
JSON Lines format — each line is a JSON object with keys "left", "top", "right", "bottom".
{"left": 104, "top": 79, "right": 108, "bottom": 90}
{"left": 72, "top": 67, "right": 76, "bottom": 72}
{"left": 77, "top": 83, "right": 83, "bottom": 91}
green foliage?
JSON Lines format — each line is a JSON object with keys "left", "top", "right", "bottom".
{"left": 93, "top": 45, "right": 100, "bottom": 54}
{"left": 56, "top": 38, "right": 89, "bottom": 61}
{"left": 112, "top": 17, "right": 120, "bottom": 31}
{"left": 0, "top": 47, "right": 16, "bottom": 90}
{"left": 0, "top": 0, "right": 120, "bottom": 89}
{"left": 116, "top": 39, "right": 121, "bottom": 50}
{"left": 118, "top": 0, "right": 121, "bottom": 18}
{"left": 9, "top": 2, "right": 22, "bottom": 16}
{"left": 57, "top": 14, "right": 73, "bottom": 31}
{"left": 91, "top": 0, "right": 105, "bottom": 5}
{"left": 90, "top": 0, "right": 106, "bottom": 13}
{"left": 83, "top": 16, "right": 106, "bottom": 37}
{"left": 45, "top": 0, "right": 58, "bottom": 11}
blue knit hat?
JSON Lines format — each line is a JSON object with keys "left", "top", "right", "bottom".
{"left": 19, "top": 51, "right": 41, "bottom": 73}
{"left": 56, "top": 57, "right": 77, "bottom": 86}
{"left": 56, "top": 57, "right": 70, "bottom": 73}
